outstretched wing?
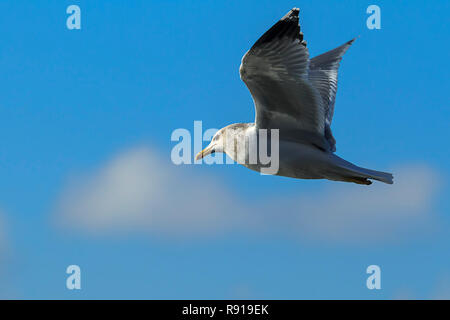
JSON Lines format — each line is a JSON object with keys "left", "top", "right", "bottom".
{"left": 239, "top": 8, "right": 325, "bottom": 135}
{"left": 308, "top": 39, "right": 356, "bottom": 151}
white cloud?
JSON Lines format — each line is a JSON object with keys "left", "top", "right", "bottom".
{"left": 431, "top": 274, "right": 450, "bottom": 300}
{"left": 54, "top": 146, "right": 441, "bottom": 243}
{"left": 392, "top": 274, "right": 450, "bottom": 300}
{"left": 288, "top": 165, "right": 439, "bottom": 243}
{"left": 54, "top": 147, "right": 247, "bottom": 237}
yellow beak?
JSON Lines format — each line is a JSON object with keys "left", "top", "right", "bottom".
{"left": 195, "top": 145, "right": 214, "bottom": 161}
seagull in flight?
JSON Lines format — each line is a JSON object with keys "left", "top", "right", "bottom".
{"left": 195, "top": 8, "right": 393, "bottom": 185}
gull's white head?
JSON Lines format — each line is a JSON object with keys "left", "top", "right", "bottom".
{"left": 195, "top": 128, "right": 225, "bottom": 161}
{"left": 195, "top": 123, "right": 251, "bottom": 161}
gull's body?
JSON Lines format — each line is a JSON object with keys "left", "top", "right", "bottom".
{"left": 196, "top": 8, "right": 393, "bottom": 185}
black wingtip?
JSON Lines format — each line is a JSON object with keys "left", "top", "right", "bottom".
{"left": 252, "top": 8, "right": 303, "bottom": 48}
{"left": 281, "top": 8, "right": 300, "bottom": 21}
{"left": 348, "top": 37, "right": 358, "bottom": 45}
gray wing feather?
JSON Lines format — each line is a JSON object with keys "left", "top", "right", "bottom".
{"left": 309, "top": 38, "right": 355, "bottom": 125}
{"left": 308, "top": 39, "right": 355, "bottom": 151}
{"left": 240, "top": 8, "right": 325, "bottom": 135}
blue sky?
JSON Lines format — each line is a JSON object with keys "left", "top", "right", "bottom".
{"left": 0, "top": 0, "right": 449, "bottom": 299}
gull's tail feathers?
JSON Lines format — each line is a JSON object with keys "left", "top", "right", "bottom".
{"left": 330, "top": 155, "right": 394, "bottom": 185}
{"left": 348, "top": 166, "right": 394, "bottom": 185}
